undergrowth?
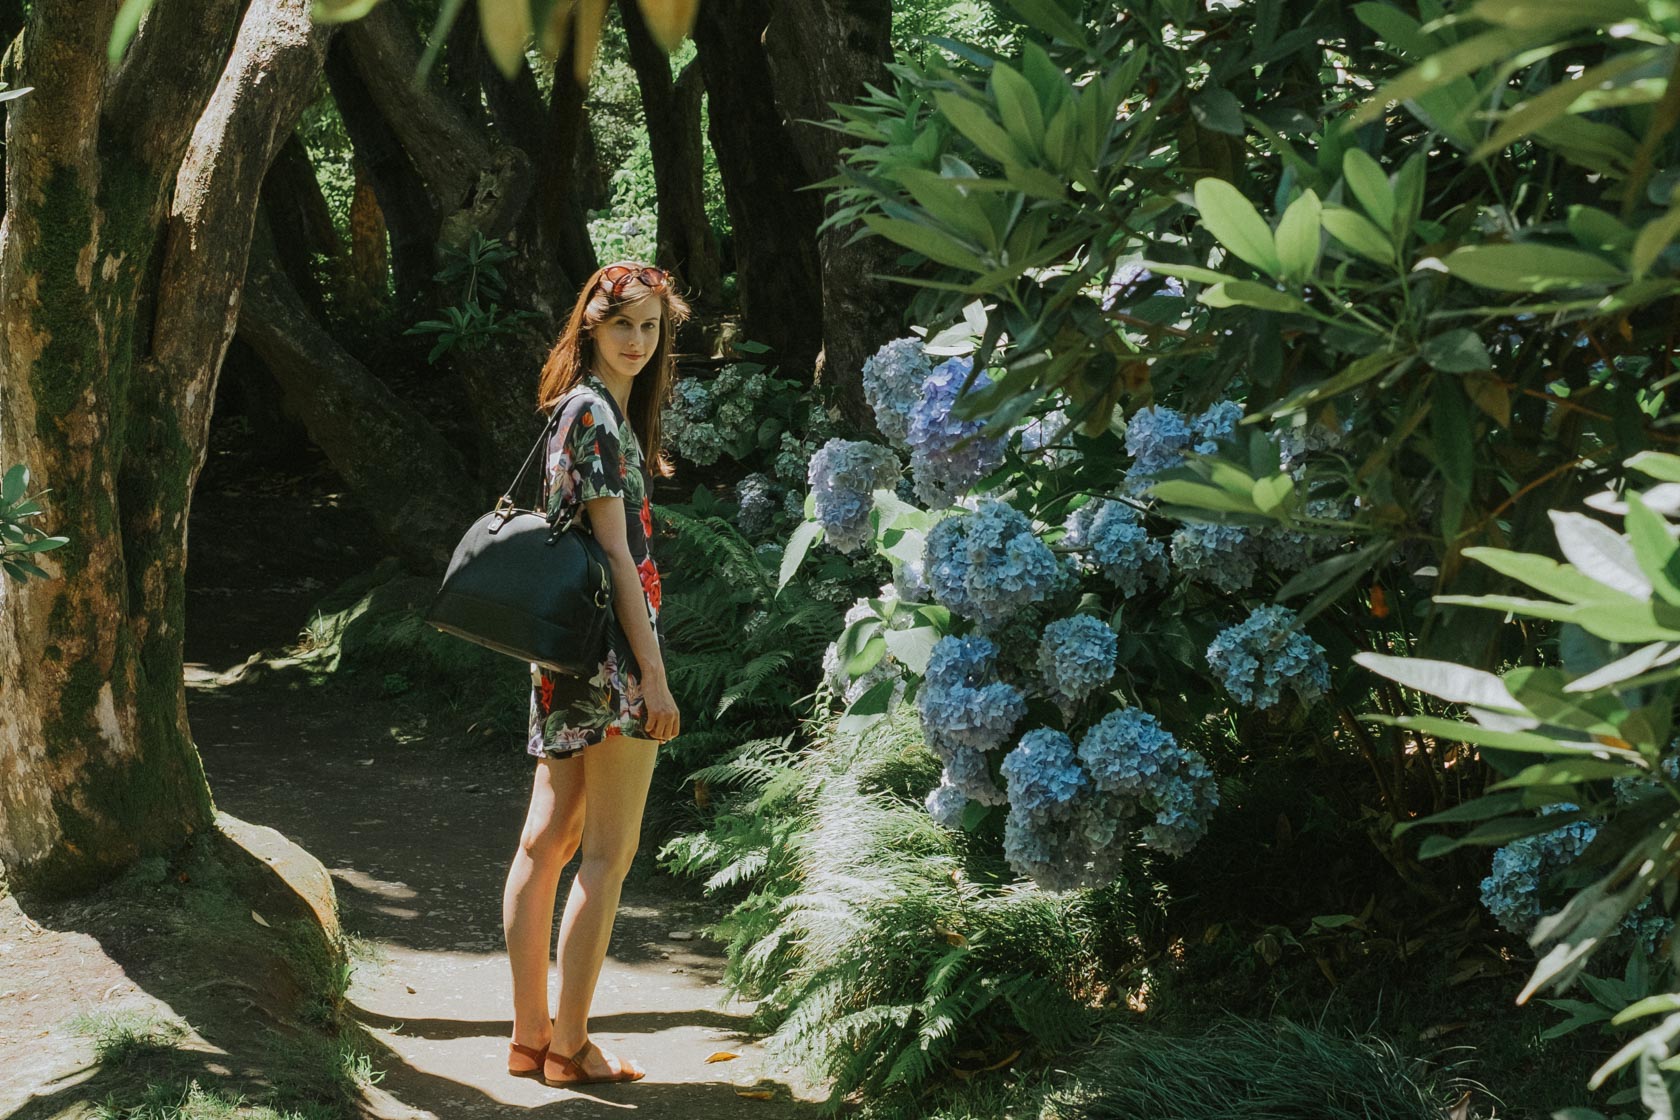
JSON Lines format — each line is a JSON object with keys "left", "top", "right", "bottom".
{"left": 662, "top": 707, "right": 1142, "bottom": 1112}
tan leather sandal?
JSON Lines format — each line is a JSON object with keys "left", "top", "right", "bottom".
{"left": 541, "top": 1038, "right": 645, "bottom": 1086}
{"left": 507, "top": 1039, "right": 549, "bottom": 1079}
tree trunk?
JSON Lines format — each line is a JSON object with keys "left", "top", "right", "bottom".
{"left": 339, "top": 3, "right": 531, "bottom": 249}
{"left": 539, "top": 42, "right": 601, "bottom": 292}
{"left": 618, "top": 0, "right": 723, "bottom": 306}
{"left": 325, "top": 35, "right": 437, "bottom": 301}
{"left": 238, "top": 236, "right": 481, "bottom": 570}
{"left": 0, "top": 0, "right": 330, "bottom": 895}
{"left": 261, "top": 132, "right": 341, "bottom": 318}
{"left": 691, "top": 0, "right": 824, "bottom": 375}
{"left": 763, "top": 0, "right": 902, "bottom": 427}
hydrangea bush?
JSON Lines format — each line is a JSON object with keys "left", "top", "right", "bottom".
{"left": 779, "top": 335, "right": 1346, "bottom": 892}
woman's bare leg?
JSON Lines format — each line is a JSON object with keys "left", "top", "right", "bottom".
{"left": 503, "top": 755, "right": 586, "bottom": 1058}
{"left": 550, "top": 735, "right": 658, "bottom": 1076}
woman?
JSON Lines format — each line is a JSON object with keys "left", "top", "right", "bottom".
{"left": 502, "top": 262, "right": 690, "bottom": 1087}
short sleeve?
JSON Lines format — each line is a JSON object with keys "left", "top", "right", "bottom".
{"left": 564, "top": 392, "right": 628, "bottom": 503}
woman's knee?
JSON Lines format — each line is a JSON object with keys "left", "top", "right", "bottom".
{"left": 575, "top": 844, "right": 637, "bottom": 889}
{"left": 518, "top": 816, "right": 583, "bottom": 865}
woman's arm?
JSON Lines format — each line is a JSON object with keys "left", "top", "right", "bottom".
{"left": 583, "top": 494, "right": 680, "bottom": 742}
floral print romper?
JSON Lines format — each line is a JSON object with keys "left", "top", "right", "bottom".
{"left": 527, "top": 373, "right": 663, "bottom": 758}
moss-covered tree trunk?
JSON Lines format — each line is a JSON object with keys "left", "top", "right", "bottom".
{"left": 0, "top": 0, "right": 331, "bottom": 896}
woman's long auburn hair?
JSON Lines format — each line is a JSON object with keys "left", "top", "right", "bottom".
{"left": 536, "top": 262, "right": 692, "bottom": 477}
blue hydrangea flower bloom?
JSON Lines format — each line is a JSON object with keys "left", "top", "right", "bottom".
{"left": 924, "top": 501, "right": 1060, "bottom": 630}
{"left": 925, "top": 777, "right": 969, "bottom": 829}
{"left": 861, "top": 337, "right": 931, "bottom": 452}
{"left": 1063, "top": 500, "right": 1167, "bottom": 597}
{"left": 1480, "top": 809, "right": 1598, "bottom": 935}
{"left": 1001, "top": 729, "right": 1101, "bottom": 890}
{"left": 1123, "top": 406, "right": 1193, "bottom": 495}
{"left": 917, "top": 635, "right": 1027, "bottom": 759}
{"left": 1038, "top": 615, "right": 1119, "bottom": 704}
{"left": 945, "top": 746, "right": 1009, "bottom": 805}
{"left": 1170, "top": 522, "right": 1258, "bottom": 593}
{"left": 1002, "top": 729, "right": 1088, "bottom": 821}
{"left": 1192, "top": 401, "right": 1244, "bottom": 455}
{"left": 1078, "top": 708, "right": 1219, "bottom": 858}
{"left": 807, "top": 438, "right": 900, "bottom": 553}
{"left": 1205, "top": 605, "right": 1330, "bottom": 709}
{"left": 1017, "top": 409, "right": 1081, "bottom": 469}
{"left": 907, "top": 357, "right": 1007, "bottom": 507}
{"left": 735, "top": 473, "right": 777, "bottom": 537}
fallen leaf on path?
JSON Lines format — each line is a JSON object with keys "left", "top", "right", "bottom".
{"left": 734, "top": 1089, "right": 774, "bottom": 1100}
{"left": 705, "top": 1051, "right": 738, "bottom": 1063}
{"left": 251, "top": 911, "right": 270, "bottom": 928}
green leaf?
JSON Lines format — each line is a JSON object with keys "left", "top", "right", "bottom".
{"left": 1462, "top": 546, "right": 1640, "bottom": 606}
{"left": 1350, "top": 27, "right": 1536, "bottom": 129}
{"left": 1264, "top": 352, "right": 1399, "bottom": 416}
{"left": 1625, "top": 493, "right": 1680, "bottom": 608}
{"left": 1191, "top": 87, "right": 1245, "bottom": 136}
{"left": 1134, "top": 260, "right": 1242, "bottom": 286}
{"left": 1432, "top": 378, "right": 1474, "bottom": 538}
{"left": 1342, "top": 149, "right": 1395, "bottom": 228}
{"left": 1568, "top": 206, "right": 1638, "bottom": 253}
{"left": 1321, "top": 208, "right": 1394, "bottom": 265}
{"left": 934, "top": 91, "right": 1030, "bottom": 168}
{"left": 1199, "top": 281, "right": 1310, "bottom": 314}
{"left": 1615, "top": 995, "right": 1680, "bottom": 1025}
{"left": 845, "top": 634, "right": 887, "bottom": 677}
{"left": 1551, "top": 511, "right": 1650, "bottom": 598}
{"left": 1417, "top": 811, "right": 1589, "bottom": 858}
{"left": 1275, "top": 542, "right": 1387, "bottom": 602}
{"left": 1441, "top": 244, "right": 1626, "bottom": 292}
{"left": 1490, "top": 758, "right": 1643, "bottom": 790}
{"left": 1423, "top": 328, "right": 1492, "bottom": 372}
{"left": 109, "top": 0, "right": 156, "bottom": 62}
{"left": 838, "top": 677, "right": 900, "bottom": 734}
{"left": 862, "top": 215, "right": 987, "bottom": 272}
{"left": 1472, "top": 48, "right": 1662, "bottom": 161}
{"left": 311, "top": 0, "right": 385, "bottom": 20}
{"left": 1251, "top": 474, "right": 1294, "bottom": 516}
{"left": 1353, "top": 653, "right": 1523, "bottom": 710}
{"left": 1, "top": 465, "right": 26, "bottom": 506}
{"left": 1193, "top": 178, "right": 1282, "bottom": 277}
{"left": 1146, "top": 480, "right": 1261, "bottom": 514}
{"left": 1274, "top": 189, "right": 1322, "bottom": 283}
{"left": 1392, "top": 791, "right": 1527, "bottom": 837}
{"left": 999, "top": 0, "right": 1089, "bottom": 45}
{"left": 1566, "top": 642, "right": 1680, "bottom": 693}
{"left": 1628, "top": 452, "right": 1680, "bottom": 483}
{"left": 884, "top": 626, "right": 940, "bottom": 676}
{"left": 477, "top": 0, "right": 533, "bottom": 78}
{"left": 779, "top": 519, "right": 824, "bottom": 590}
{"left": 990, "top": 62, "right": 1045, "bottom": 153}
{"left": 1633, "top": 200, "right": 1680, "bottom": 278}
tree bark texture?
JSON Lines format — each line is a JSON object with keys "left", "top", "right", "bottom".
{"left": 238, "top": 236, "right": 481, "bottom": 570}
{"left": 0, "top": 0, "right": 331, "bottom": 895}
{"left": 618, "top": 0, "right": 723, "bottom": 306}
{"left": 763, "top": 0, "right": 902, "bottom": 427}
{"left": 324, "top": 35, "right": 440, "bottom": 301}
{"left": 261, "top": 133, "right": 341, "bottom": 318}
{"left": 539, "top": 42, "right": 602, "bottom": 291}
{"left": 691, "top": 0, "right": 824, "bottom": 375}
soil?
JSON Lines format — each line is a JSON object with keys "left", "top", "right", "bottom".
{"left": 0, "top": 426, "right": 824, "bottom": 1118}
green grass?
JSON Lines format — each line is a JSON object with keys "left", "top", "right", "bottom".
{"left": 93, "top": 1079, "right": 341, "bottom": 1120}
{"left": 70, "top": 1009, "right": 189, "bottom": 1068}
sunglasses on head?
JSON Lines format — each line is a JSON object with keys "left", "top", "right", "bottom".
{"left": 598, "top": 264, "right": 670, "bottom": 299}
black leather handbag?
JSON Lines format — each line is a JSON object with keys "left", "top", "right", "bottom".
{"left": 424, "top": 393, "right": 614, "bottom": 675}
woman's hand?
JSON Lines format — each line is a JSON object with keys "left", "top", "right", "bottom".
{"left": 642, "top": 675, "right": 681, "bottom": 742}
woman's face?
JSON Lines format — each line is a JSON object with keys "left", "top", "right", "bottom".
{"left": 591, "top": 294, "right": 663, "bottom": 382}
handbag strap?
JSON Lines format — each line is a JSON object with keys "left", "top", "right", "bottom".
{"left": 499, "top": 388, "right": 602, "bottom": 529}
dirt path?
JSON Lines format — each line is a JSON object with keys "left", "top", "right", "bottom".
{"left": 186, "top": 674, "right": 819, "bottom": 1119}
